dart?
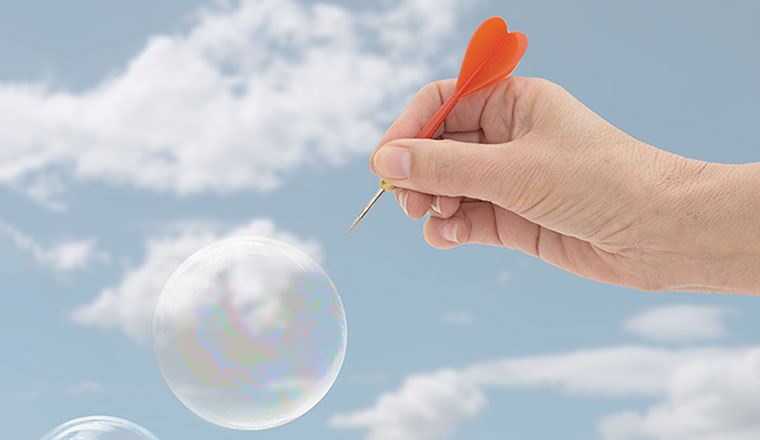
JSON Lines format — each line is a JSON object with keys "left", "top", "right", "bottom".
{"left": 345, "top": 16, "right": 528, "bottom": 235}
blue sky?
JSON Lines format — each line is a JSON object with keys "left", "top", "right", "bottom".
{"left": 2, "top": 1, "right": 760, "bottom": 439}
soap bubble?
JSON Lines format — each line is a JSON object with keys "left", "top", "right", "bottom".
{"left": 152, "top": 236, "right": 347, "bottom": 430}
{"left": 40, "top": 415, "right": 159, "bottom": 440}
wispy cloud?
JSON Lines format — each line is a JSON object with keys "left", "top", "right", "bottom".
{"left": 0, "top": 217, "right": 107, "bottom": 271}
{"left": 440, "top": 311, "right": 474, "bottom": 325}
{"left": 330, "top": 369, "right": 486, "bottom": 440}
{"left": 330, "top": 306, "right": 760, "bottom": 440}
{"left": 20, "top": 380, "right": 46, "bottom": 401}
{"left": 0, "top": 0, "right": 461, "bottom": 209}
{"left": 497, "top": 270, "right": 511, "bottom": 284}
{"left": 70, "top": 218, "right": 320, "bottom": 343}
{"left": 66, "top": 380, "right": 104, "bottom": 396}
{"left": 599, "top": 349, "right": 760, "bottom": 440}
{"left": 624, "top": 305, "right": 730, "bottom": 343}
{"left": 20, "top": 380, "right": 105, "bottom": 400}
{"left": 330, "top": 346, "right": 736, "bottom": 440}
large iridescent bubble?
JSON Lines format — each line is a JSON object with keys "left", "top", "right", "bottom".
{"left": 152, "top": 236, "right": 347, "bottom": 430}
{"left": 40, "top": 415, "right": 159, "bottom": 440}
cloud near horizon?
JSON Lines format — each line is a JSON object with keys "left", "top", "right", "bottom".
{"left": 330, "top": 305, "right": 760, "bottom": 440}
{"left": 624, "top": 304, "right": 731, "bottom": 344}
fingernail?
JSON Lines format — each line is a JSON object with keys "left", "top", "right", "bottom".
{"left": 441, "top": 220, "right": 458, "bottom": 243}
{"left": 429, "top": 195, "right": 442, "bottom": 215}
{"left": 373, "top": 146, "right": 410, "bottom": 180}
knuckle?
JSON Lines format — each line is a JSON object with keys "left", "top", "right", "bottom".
{"left": 526, "top": 77, "right": 563, "bottom": 95}
{"left": 417, "top": 81, "right": 442, "bottom": 103}
{"left": 501, "top": 75, "right": 528, "bottom": 96}
{"left": 417, "top": 81, "right": 436, "bottom": 96}
{"left": 417, "top": 80, "right": 453, "bottom": 109}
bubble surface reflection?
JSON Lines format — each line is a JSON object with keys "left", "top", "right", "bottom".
{"left": 152, "top": 236, "right": 347, "bottom": 430}
{"left": 40, "top": 415, "right": 159, "bottom": 440}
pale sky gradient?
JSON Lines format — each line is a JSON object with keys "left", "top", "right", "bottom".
{"left": 2, "top": 1, "right": 760, "bottom": 439}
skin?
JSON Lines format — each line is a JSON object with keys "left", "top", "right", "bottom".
{"left": 369, "top": 77, "right": 760, "bottom": 295}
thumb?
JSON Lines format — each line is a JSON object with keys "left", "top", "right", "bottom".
{"left": 371, "top": 136, "right": 538, "bottom": 205}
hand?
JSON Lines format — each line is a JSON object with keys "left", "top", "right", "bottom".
{"left": 370, "top": 77, "right": 760, "bottom": 294}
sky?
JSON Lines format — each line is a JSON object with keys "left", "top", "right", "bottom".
{"left": 2, "top": 0, "right": 760, "bottom": 439}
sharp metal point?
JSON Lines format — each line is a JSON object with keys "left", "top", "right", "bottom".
{"left": 345, "top": 188, "right": 385, "bottom": 236}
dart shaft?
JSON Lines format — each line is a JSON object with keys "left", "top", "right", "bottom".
{"left": 345, "top": 188, "right": 385, "bottom": 235}
{"left": 415, "top": 87, "right": 464, "bottom": 139}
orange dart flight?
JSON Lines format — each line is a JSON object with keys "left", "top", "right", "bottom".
{"left": 346, "top": 17, "right": 527, "bottom": 235}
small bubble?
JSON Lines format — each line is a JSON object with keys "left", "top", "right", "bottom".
{"left": 40, "top": 415, "right": 158, "bottom": 440}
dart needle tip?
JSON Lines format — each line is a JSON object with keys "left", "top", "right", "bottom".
{"left": 344, "top": 188, "right": 385, "bottom": 237}
{"left": 344, "top": 219, "right": 358, "bottom": 236}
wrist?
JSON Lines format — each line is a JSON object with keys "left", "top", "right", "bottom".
{"left": 664, "top": 160, "right": 760, "bottom": 294}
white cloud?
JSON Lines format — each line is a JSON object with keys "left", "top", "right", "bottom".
{"left": 67, "top": 380, "right": 104, "bottom": 396}
{"left": 10, "top": 172, "right": 67, "bottom": 211}
{"left": 600, "top": 349, "right": 760, "bottom": 440}
{"left": 0, "top": 217, "right": 106, "bottom": 271}
{"left": 625, "top": 305, "right": 730, "bottom": 343}
{"left": 329, "top": 346, "right": 726, "bottom": 439}
{"left": 331, "top": 306, "right": 753, "bottom": 439}
{"left": 0, "top": 0, "right": 461, "bottom": 208}
{"left": 464, "top": 347, "right": 727, "bottom": 397}
{"left": 329, "top": 370, "right": 486, "bottom": 440}
{"left": 331, "top": 345, "right": 760, "bottom": 440}
{"left": 70, "top": 218, "right": 320, "bottom": 343}
{"left": 440, "top": 311, "right": 474, "bottom": 325}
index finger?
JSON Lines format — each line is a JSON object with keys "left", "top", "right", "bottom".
{"left": 372, "top": 79, "right": 494, "bottom": 158}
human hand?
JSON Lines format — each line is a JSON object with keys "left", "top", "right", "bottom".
{"left": 370, "top": 77, "right": 760, "bottom": 294}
